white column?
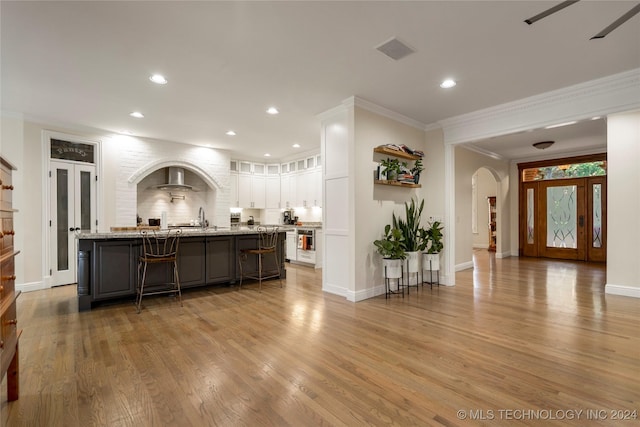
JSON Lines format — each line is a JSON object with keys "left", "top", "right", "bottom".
{"left": 605, "top": 111, "right": 640, "bottom": 298}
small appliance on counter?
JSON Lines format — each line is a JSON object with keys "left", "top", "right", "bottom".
{"left": 230, "top": 212, "right": 241, "bottom": 228}
{"left": 247, "top": 215, "right": 255, "bottom": 226}
{"left": 148, "top": 218, "right": 161, "bottom": 227}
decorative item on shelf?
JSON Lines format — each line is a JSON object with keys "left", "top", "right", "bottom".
{"left": 411, "top": 158, "right": 424, "bottom": 184}
{"left": 380, "top": 158, "right": 404, "bottom": 181}
{"left": 373, "top": 145, "right": 423, "bottom": 188}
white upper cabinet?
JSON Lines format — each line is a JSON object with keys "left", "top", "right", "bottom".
{"left": 231, "top": 152, "right": 321, "bottom": 209}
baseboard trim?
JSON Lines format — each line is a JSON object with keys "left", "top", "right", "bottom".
{"left": 605, "top": 284, "right": 640, "bottom": 298}
{"left": 455, "top": 261, "right": 474, "bottom": 272}
{"left": 17, "top": 281, "right": 48, "bottom": 292}
{"left": 322, "top": 282, "right": 348, "bottom": 298}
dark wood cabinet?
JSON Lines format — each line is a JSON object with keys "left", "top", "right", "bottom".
{"left": 93, "top": 240, "right": 137, "bottom": 300}
{"left": 78, "top": 232, "right": 287, "bottom": 309}
{"left": 0, "top": 156, "right": 20, "bottom": 402}
{"left": 206, "top": 236, "right": 235, "bottom": 284}
{"left": 179, "top": 238, "right": 207, "bottom": 288}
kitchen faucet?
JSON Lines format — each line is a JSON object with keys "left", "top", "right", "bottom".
{"left": 198, "top": 206, "right": 206, "bottom": 229}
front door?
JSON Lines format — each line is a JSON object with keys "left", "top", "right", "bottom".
{"left": 50, "top": 160, "right": 97, "bottom": 286}
{"left": 520, "top": 177, "right": 606, "bottom": 262}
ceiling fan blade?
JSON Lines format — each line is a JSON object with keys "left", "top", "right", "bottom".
{"left": 524, "top": 0, "right": 581, "bottom": 25}
{"left": 591, "top": 3, "right": 640, "bottom": 39}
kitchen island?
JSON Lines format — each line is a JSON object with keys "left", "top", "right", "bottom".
{"left": 76, "top": 227, "right": 291, "bottom": 310}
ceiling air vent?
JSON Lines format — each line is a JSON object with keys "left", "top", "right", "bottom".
{"left": 376, "top": 37, "right": 415, "bottom": 61}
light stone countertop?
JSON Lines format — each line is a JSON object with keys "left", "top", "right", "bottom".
{"left": 77, "top": 226, "right": 296, "bottom": 240}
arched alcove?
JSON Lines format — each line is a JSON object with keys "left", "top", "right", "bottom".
{"left": 128, "top": 158, "right": 221, "bottom": 227}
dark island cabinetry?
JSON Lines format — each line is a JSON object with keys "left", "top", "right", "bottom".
{"left": 93, "top": 240, "right": 137, "bottom": 300}
{"left": 179, "top": 238, "right": 207, "bottom": 288}
{"left": 205, "top": 236, "right": 235, "bottom": 284}
{"left": 78, "top": 232, "right": 286, "bottom": 310}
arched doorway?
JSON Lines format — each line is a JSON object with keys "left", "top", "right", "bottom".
{"left": 472, "top": 167, "right": 498, "bottom": 253}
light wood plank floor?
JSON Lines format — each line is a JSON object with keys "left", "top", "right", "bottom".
{"left": 2, "top": 252, "right": 639, "bottom": 426}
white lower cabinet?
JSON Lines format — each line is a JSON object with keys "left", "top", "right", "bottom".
{"left": 296, "top": 249, "right": 316, "bottom": 264}
{"left": 286, "top": 231, "right": 297, "bottom": 261}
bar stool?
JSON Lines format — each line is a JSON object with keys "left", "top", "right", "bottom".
{"left": 238, "top": 226, "right": 282, "bottom": 291}
{"left": 136, "top": 229, "right": 182, "bottom": 313}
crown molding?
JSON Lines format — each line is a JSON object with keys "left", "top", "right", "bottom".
{"left": 440, "top": 68, "right": 640, "bottom": 145}
{"left": 344, "top": 96, "right": 427, "bottom": 131}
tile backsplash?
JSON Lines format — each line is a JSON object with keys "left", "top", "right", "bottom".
{"left": 137, "top": 169, "right": 215, "bottom": 226}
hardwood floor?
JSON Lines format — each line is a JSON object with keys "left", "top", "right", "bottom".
{"left": 2, "top": 253, "right": 639, "bottom": 426}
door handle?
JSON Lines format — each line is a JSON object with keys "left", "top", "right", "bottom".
{"left": 579, "top": 215, "right": 584, "bottom": 227}
{"left": 69, "top": 227, "right": 81, "bottom": 232}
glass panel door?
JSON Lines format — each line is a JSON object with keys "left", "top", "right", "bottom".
{"left": 521, "top": 182, "right": 538, "bottom": 257}
{"left": 587, "top": 176, "right": 607, "bottom": 262}
{"left": 50, "top": 161, "right": 96, "bottom": 286}
{"left": 539, "top": 179, "right": 585, "bottom": 260}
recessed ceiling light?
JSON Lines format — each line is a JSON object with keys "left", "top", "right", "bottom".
{"left": 149, "top": 74, "right": 168, "bottom": 85}
{"left": 545, "top": 121, "right": 577, "bottom": 129}
{"left": 292, "top": 143, "right": 300, "bottom": 148}
{"left": 129, "top": 111, "right": 144, "bottom": 118}
{"left": 591, "top": 116, "right": 602, "bottom": 120}
{"left": 264, "top": 153, "right": 271, "bottom": 157}
{"left": 226, "top": 130, "right": 236, "bottom": 136}
{"left": 440, "top": 79, "right": 456, "bottom": 89}
{"left": 266, "top": 107, "right": 279, "bottom": 115}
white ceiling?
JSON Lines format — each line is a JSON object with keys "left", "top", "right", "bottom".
{"left": 2, "top": 1, "right": 639, "bottom": 161}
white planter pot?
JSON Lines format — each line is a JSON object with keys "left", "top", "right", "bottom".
{"left": 382, "top": 258, "right": 403, "bottom": 279}
{"left": 406, "top": 251, "right": 420, "bottom": 273}
{"left": 422, "top": 253, "right": 440, "bottom": 271}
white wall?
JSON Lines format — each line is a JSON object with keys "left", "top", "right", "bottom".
{"left": 606, "top": 110, "right": 640, "bottom": 297}
{"left": 354, "top": 107, "right": 427, "bottom": 300}
{"left": 454, "top": 147, "right": 510, "bottom": 269}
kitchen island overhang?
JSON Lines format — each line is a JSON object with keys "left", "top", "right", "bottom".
{"left": 76, "top": 227, "right": 291, "bottom": 311}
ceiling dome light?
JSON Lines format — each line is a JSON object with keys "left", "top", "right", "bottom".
{"left": 226, "top": 130, "right": 236, "bottom": 136}
{"left": 292, "top": 143, "right": 300, "bottom": 148}
{"left": 266, "top": 107, "right": 279, "bottom": 115}
{"left": 129, "top": 111, "right": 144, "bottom": 118}
{"left": 149, "top": 74, "right": 168, "bottom": 84}
{"left": 264, "top": 153, "right": 271, "bottom": 157}
{"left": 533, "top": 141, "right": 555, "bottom": 150}
{"left": 440, "top": 79, "right": 456, "bottom": 89}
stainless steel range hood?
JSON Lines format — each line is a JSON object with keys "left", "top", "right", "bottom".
{"left": 151, "top": 167, "right": 199, "bottom": 191}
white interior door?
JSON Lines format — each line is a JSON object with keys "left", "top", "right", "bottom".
{"left": 50, "top": 161, "right": 96, "bottom": 286}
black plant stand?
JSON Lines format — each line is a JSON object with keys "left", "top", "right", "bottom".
{"left": 384, "top": 264, "right": 405, "bottom": 298}
{"left": 422, "top": 258, "right": 440, "bottom": 289}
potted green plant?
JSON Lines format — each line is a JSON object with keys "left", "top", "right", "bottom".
{"left": 422, "top": 220, "right": 444, "bottom": 271}
{"left": 393, "top": 198, "right": 427, "bottom": 274}
{"left": 380, "top": 158, "right": 403, "bottom": 181}
{"left": 411, "top": 158, "right": 424, "bottom": 184}
{"left": 373, "top": 224, "right": 406, "bottom": 279}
